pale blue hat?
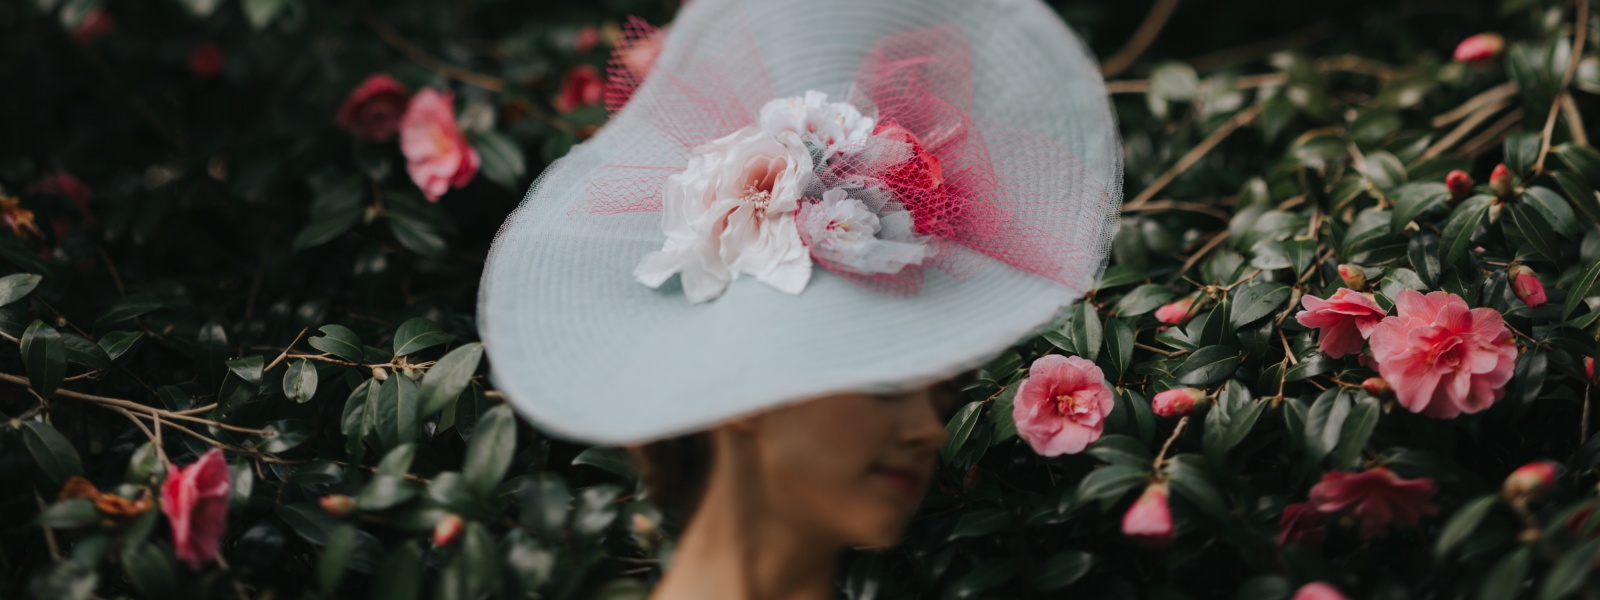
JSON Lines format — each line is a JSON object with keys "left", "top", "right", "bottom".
{"left": 478, "top": 0, "right": 1121, "bottom": 444}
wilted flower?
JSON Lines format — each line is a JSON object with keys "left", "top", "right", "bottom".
{"left": 400, "top": 89, "right": 481, "bottom": 202}
{"left": 1489, "top": 163, "right": 1515, "bottom": 199}
{"left": 1012, "top": 355, "right": 1114, "bottom": 456}
{"left": 1122, "top": 482, "right": 1174, "bottom": 548}
{"left": 554, "top": 65, "right": 605, "bottom": 113}
{"left": 1151, "top": 387, "right": 1205, "bottom": 418}
{"left": 160, "top": 449, "right": 232, "bottom": 570}
{"left": 1502, "top": 461, "right": 1558, "bottom": 504}
{"left": 1278, "top": 502, "right": 1328, "bottom": 549}
{"left": 2, "top": 196, "right": 44, "bottom": 248}
{"left": 1367, "top": 290, "right": 1516, "bottom": 418}
{"left": 1293, "top": 582, "right": 1349, "bottom": 600}
{"left": 1445, "top": 170, "right": 1474, "bottom": 200}
{"left": 189, "top": 41, "right": 225, "bottom": 79}
{"left": 1509, "top": 265, "right": 1547, "bottom": 309}
{"left": 1294, "top": 288, "right": 1386, "bottom": 359}
{"left": 1309, "top": 468, "right": 1438, "bottom": 539}
{"left": 1453, "top": 33, "right": 1505, "bottom": 64}
{"left": 433, "top": 513, "right": 464, "bottom": 546}
{"left": 336, "top": 74, "right": 411, "bottom": 142}
{"left": 1155, "top": 297, "right": 1195, "bottom": 325}
{"left": 59, "top": 476, "right": 153, "bottom": 519}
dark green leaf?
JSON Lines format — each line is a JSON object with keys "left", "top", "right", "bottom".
{"left": 1391, "top": 182, "right": 1450, "bottom": 232}
{"left": 392, "top": 318, "right": 454, "bottom": 357}
{"left": 283, "top": 359, "right": 318, "bottom": 403}
{"left": 1087, "top": 435, "right": 1153, "bottom": 467}
{"left": 1229, "top": 281, "right": 1291, "bottom": 328}
{"left": 308, "top": 325, "right": 365, "bottom": 363}
{"left": 463, "top": 405, "right": 517, "bottom": 496}
{"left": 1331, "top": 394, "right": 1379, "bottom": 469}
{"left": 1115, "top": 284, "right": 1174, "bottom": 317}
{"left": 1539, "top": 538, "right": 1600, "bottom": 600}
{"left": 1440, "top": 196, "right": 1492, "bottom": 266}
{"left": 22, "top": 420, "right": 80, "bottom": 485}
{"left": 1071, "top": 302, "right": 1102, "bottom": 362}
{"left": 1076, "top": 464, "right": 1149, "bottom": 503}
{"left": 1304, "top": 390, "right": 1351, "bottom": 464}
{"left": 941, "top": 401, "right": 984, "bottom": 462}
{"left": 1564, "top": 258, "right": 1600, "bottom": 321}
{"left": 61, "top": 333, "right": 109, "bottom": 371}
{"left": 947, "top": 508, "right": 1017, "bottom": 540}
{"left": 572, "top": 447, "right": 637, "bottom": 480}
{"left": 1030, "top": 551, "right": 1094, "bottom": 591}
{"left": 374, "top": 376, "right": 420, "bottom": 451}
{"left": 0, "top": 272, "right": 41, "bottom": 306}
{"left": 1480, "top": 547, "right": 1531, "bottom": 600}
{"left": 1435, "top": 495, "right": 1498, "bottom": 560}
{"left": 419, "top": 342, "right": 483, "bottom": 418}
{"left": 93, "top": 294, "right": 163, "bottom": 330}
{"left": 21, "top": 320, "right": 65, "bottom": 397}
{"left": 473, "top": 131, "right": 527, "bottom": 189}
{"left": 1176, "top": 345, "right": 1241, "bottom": 386}
{"left": 97, "top": 331, "right": 142, "bottom": 361}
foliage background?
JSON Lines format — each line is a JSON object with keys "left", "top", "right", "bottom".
{"left": 4, "top": 0, "right": 1600, "bottom": 598}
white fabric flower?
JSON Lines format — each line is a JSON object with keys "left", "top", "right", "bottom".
{"left": 758, "top": 91, "right": 875, "bottom": 161}
{"left": 635, "top": 126, "right": 815, "bottom": 303}
{"left": 800, "top": 189, "right": 929, "bottom": 275}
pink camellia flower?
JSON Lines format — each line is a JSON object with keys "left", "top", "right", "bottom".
{"left": 1278, "top": 502, "right": 1328, "bottom": 549}
{"left": 189, "top": 41, "right": 225, "bottom": 79}
{"left": 1151, "top": 387, "right": 1205, "bottom": 418}
{"left": 1509, "top": 265, "right": 1547, "bottom": 309}
{"left": 1294, "top": 288, "right": 1386, "bottom": 359}
{"left": 160, "top": 449, "right": 232, "bottom": 570}
{"left": 1453, "top": 33, "right": 1505, "bottom": 64}
{"left": 1503, "top": 461, "right": 1558, "bottom": 503}
{"left": 73, "top": 7, "right": 115, "bottom": 44}
{"left": 554, "top": 65, "right": 606, "bottom": 113}
{"left": 336, "top": 74, "right": 411, "bottom": 142}
{"left": 1012, "top": 355, "right": 1114, "bottom": 456}
{"left": 1446, "top": 170, "right": 1474, "bottom": 200}
{"left": 1293, "top": 582, "right": 1348, "bottom": 600}
{"left": 1309, "top": 468, "right": 1438, "bottom": 539}
{"left": 1155, "top": 297, "right": 1195, "bottom": 325}
{"left": 1367, "top": 289, "right": 1516, "bottom": 418}
{"left": 400, "top": 89, "right": 481, "bottom": 202}
{"left": 1122, "top": 482, "right": 1174, "bottom": 548}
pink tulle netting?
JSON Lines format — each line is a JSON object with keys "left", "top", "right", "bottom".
{"left": 580, "top": 9, "right": 1116, "bottom": 297}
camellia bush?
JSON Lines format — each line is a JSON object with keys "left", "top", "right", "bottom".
{"left": 6, "top": 0, "right": 1600, "bottom": 597}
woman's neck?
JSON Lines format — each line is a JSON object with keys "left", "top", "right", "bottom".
{"left": 648, "top": 439, "right": 841, "bottom": 600}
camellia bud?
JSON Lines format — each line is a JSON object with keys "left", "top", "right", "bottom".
{"left": 1151, "top": 388, "right": 1207, "bottom": 418}
{"left": 371, "top": 366, "right": 389, "bottom": 381}
{"left": 1453, "top": 33, "right": 1505, "bottom": 64}
{"left": 1445, "top": 170, "right": 1474, "bottom": 200}
{"left": 1337, "top": 264, "right": 1367, "bottom": 290}
{"left": 433, "top": 513, "right": 464, "bottom": 547}
{"left": 319, "top": 494, "right": 355, "bottom": 518}
{"left": 1508, "top": 265, "right": 1547, "bottom": 309}
{"left": 1361, "top": 377, "right": 1393, "bottom": 400}
{"left": 1586, "top": 357, "right": 1596, "bottom": 384}
{"left": 1292, "top": 581, "right": 1350, "bottom": 600}
{"left": 1502, "top": 461, "right": 1558, "bottom": 504}
{"left": 1122, "top": 482, "right": 1174, "bottom": 548}
{"left": 1154, "top": 297, "right": 1196, "bottom": 325}
{"left": 1489, "top": 163, "right": 1515, "bottom": 199}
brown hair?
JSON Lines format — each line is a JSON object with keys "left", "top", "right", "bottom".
{"left": 630, "top": 432, "right": 715, "bottom": 522}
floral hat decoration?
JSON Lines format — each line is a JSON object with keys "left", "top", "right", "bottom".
{"left": 478, "top": 0, "right": 1122, "bottom": 444}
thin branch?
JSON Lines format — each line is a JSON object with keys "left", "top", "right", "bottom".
{"left": 1125, "top": 104, "right": 1262, "bottom": 210}
{"left": 0, "top": 372, "right": 272, "bottom": 436}
{"left": 1101, "top": 0, "right": 1184, "bottom": 77}
{"left": 1562, "top": 93, "right": 1590, "bottom": 147}
{"left": 1174, "top": 231, "right": 1230, "bottom": 281}
{"left": 1534, "top": 0, "right": 1589, "bottom": 176}
{"left": 1459, "top": 109, "right": 1525, "bottom": 158}
{"left": 1431, "top": 82, "right": 1518, "bottom": 127}
{"left": 360, "top": 8, "right": 506, "bottom": 92}
{"left": 264, "top": 328, "right": 310, "bottom": 373}
{"left": 1419, "top": 95, "right": 1514, "bottom": 161}
{"left": 1121, "top": 200, "right": 1232, "bottom": 220}
{"left": 1153, "top": 415, "right": 1190, "bottom": 472}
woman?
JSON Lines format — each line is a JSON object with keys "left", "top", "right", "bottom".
{"left": 476, "top": 0, "right": 1120, "bottom": 595}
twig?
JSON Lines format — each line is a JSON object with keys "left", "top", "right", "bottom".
{"left": 1459, "top": 109, "right": 1525, "bottom": 158}
{"left": 1135, "top": 342, "right": 1182, "bottom": 358}
{"left": 1125, "top": 104, "right": 1261, "bottom": 210}
{"left": 1101, "top": 0, "right": 1184, "bottom": 77}
{"left": 359, "top": 8, "right": 505, "bottom": 92}
{"left": 1534, "top": 0, "right": 1589, "bottom": 176}
{"left": 0, "top": 372, "right": 272, "bottom": 435}
{"left": 1431, "top": 82, "right": 1518, "bottom": 127}
{"left": 263, "top": 328, "right": 310, "bottom": 373}
{"left": 1186, "top": 20, "right": 1339, "bottom": 72}
{"left": 1419, "top": 95, "right": 1514, "bottom": 161}
{"left": 1121, "top": 200, "right": 1232, "bottom": 221}
{"left": 1562, "top": 93, "right": 1589, "bottom": 147}
{"left": 1174, "top": 231, "right": 1230, "bottom": 281}
{"left": 1153, "top": 415, "right": 1190, "bottom": 472}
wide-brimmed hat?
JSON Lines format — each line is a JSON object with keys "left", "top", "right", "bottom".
{"left": 478, "top": 0, "right": 1121, "bottom": 445}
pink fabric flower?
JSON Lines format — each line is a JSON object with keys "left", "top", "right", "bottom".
{"left": 337, "top": 74, "right": 411, "bottom": 142}
{"left": 400, "top": 89, "right": 481, "bottom": 202}
{"left": 160, "top": 449, "right": 232, "bottom": 570}
{"left": 1151, "top": 388, "right": 1203, "bottom": 418}
{"left": 1293, "top": 582, "right": 1348, "bottom": 600}
{"left": 1453, "top": 33, "right": 1504, "bottom": 63}
{"left": 1155, "top": 297, "right": 1195, "bottom": 325}
{"left": 1278, "top": 502, "right": 1328, "bottom": 549}
{"left": 1367, "top": 289, "right": 1516, "bottom": 418}
{"left": 189, "top": 41, "right": 225, "bottom": 79}
{"left": 1309, "top": 468, "right": 1438, "bottom": 539}
{"left": 1012, "top": 355, "right": 1114, "bottom": 456}
{"left": 555, "top": 65, "right": 605, "bottom": 113}
{"left": 1295, "top": 288, "right": 1385, "bottom": 359}
{"left": 1122, "top": 482, "right": 1173, "bottom": 548}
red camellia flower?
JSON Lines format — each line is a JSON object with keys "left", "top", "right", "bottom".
{"left": 555, "top": 65, "right": 606, "bottom": 113}
{"left": 1293, "top": 582, "right": 1349, "bottom": 600}
{"left": 189, "top": 41, "right": 225, "bottom": 79}
{"left": 1278, "top": 502, "right": 1328, "bottom": 549}
{"left": 400, "top": 89, "right": 481, "bottom": 202}
{"left": 1294, "top": 288, "right": 1386, "bottom": 359}
{"left": 1367, "top": 290, "right": 1516, "bottom": 418}
{"left": 1151, "top": 387, "right": 1204, "bottom": 418}
{"left": 1445, "top": 170, "right": 1474, "bottom": 199}
{"left": 1509, "top": 265, "right": 1547, "bottom": 309}
{"left": 336, "top": 74, "right": 412, "bottom": 142}
{"left": 1155, "top": 297, "right": 1195, "bottom": 325}
{"left": 1122, "top": 482, "right": 1174, "bottom": 548}
{"left": 1309, "top": 468, "right": 1438, "bottom": 539}
{"left": 1453, "top": 33, "right": 1505, "bottom": 64}
{"left": 434, "top": 513, "right": 464, "bottom": 546}
{"left": 160, "top": 449, "right": 232, "bottom": 570}
{"left": 1012, "top": 354, "right": 1114, "bottom": 456}
{"left": 1503, "top": 461, "right": 1558, "bottom": 503}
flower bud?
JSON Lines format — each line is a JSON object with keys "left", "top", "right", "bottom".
{"left": 1489, "top": 163, "right": 1515, "bottom": 199}
{"left": 1337, "top": 264, "right": 1367, "bottom": 290}
{"left": 371, "top": 366, "right": 389, "bottom": 381}
{"left": 1453, "top": 33, "right": 1505, "bottom": 64}
{"left": 1292, "top": 582, "right": 1349, "bottom": 600}
{"left": 1509, "top": 265, "right": 1547, "bottom": 309}
{"left": 319, "top": 494, "right": 355, "bottom": 518}
{"left": 1502, "top": 461, "right": 1558, "bottom": 503}
{"left": 1122, "top": 482, "right": 1174, "bottom": 548}
{"left": 1445, "top": 170, "right": 1475, "bottom": 200}
{"left": 1154, "top": 297, "right": 1195, "bottom": 325}
{"left": 433, "top": 513, "right": 464, "bottom": 547}
{"left": 1152, "top": 388, "right": 1206, "bottom": 418}
{"left": 1361, "top": 377, "right": 1393, "bottom": 400}
{"left": 1586, "top": 357, "right": 1596, "bottom": 384}
{"left": 1487, "top": 201, "right": 1504, "bottom": 224}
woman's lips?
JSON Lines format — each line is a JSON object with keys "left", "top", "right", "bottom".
{"left": 870, "top": 466, "right": 926, "bottom": 498}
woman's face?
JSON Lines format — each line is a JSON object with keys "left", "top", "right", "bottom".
{"left": 739, "top": 385, "right": 953, "bottom": 548}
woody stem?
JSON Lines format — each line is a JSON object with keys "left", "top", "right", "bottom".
{"left": 1153, "top": 415, "right": 1190, "bottom": 473}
